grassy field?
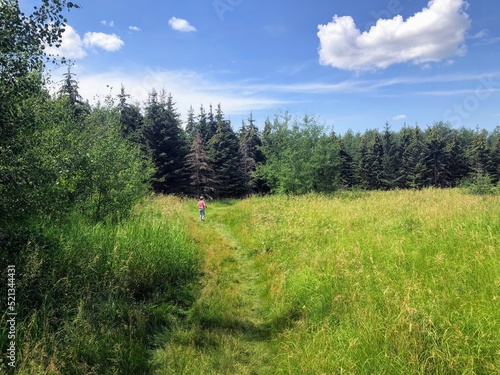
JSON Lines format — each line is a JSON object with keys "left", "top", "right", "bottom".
{"left": 153, "top": 189, "right": 499, "bottom": 374}
{"left": 3, "top": 189, "right": 498, "bottom": 373}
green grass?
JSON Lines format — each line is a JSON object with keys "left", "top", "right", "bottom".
{"left": 3, "top": 190, "right": 499, "bottom": 374}
{"left": 0, "top": 196, "right": 201, "bottom": 374}
{"left": 153, "top": 189, "right": 499, "bottom": 374}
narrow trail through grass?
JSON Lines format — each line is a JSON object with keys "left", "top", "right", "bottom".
{"left": 153, "top": 199, "right": 277, "bottom": 374}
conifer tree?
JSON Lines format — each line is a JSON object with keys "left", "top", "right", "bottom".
{"left": 207, "top": 105, "right": 245, "bottom": 197}
{"left": 425, "top": 123, "right": 449, "bottom": 187}
{"left": 58, "top": 66, "right": 89, "bottom": 118}
{"left": 117, "top": 85, "right": 143, "bottom": 143}
{"left": 446, "top": 130, "right": 469, "bottom": 187}
{"left": 197, "top": 105, "right": 210, "bottom": 144}
{"left": 489, "top": 128, "right": 500, "bottom": 183}
{"left": 381, "top": 123, "right": 399, "bottom": 189}
{"left": 371, "top": 130, "right": 384, "bottom": 189}
{"left": 408, "top": 126, "right": 427, "bottom": 188}
{"left": 238, "top": 112, "right": 264, "bottom": 193}
{"left": 185, "top": 105, "right": 196, "bottom": 142}
{"left": 357, "top": 131, "right": 383, "bottom": 190}
{"left": 207, "top": 104, "right": 218, "bottom": 140}
{"left": 186, "top": 131, "right": 216, "bottom": 198}
{"left": 468, "top": 128, "right": 491, "bottom": 176}
{"left": 398, "top": 126, "right": 413, "bottom": 189}
{"left": 358, "top": 136, "right": 371, "bottom": 189}
{"left": 143, "top": 89, "right": 188, "bottom": 194}
{"left": 338, "top": 136, "right": 355, "bottom": 188}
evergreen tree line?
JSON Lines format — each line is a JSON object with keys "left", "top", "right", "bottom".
{"left": 118, "top": 89, "right": 500, "bottom": 196}
{"left": 118, "top": 86, "right": 264, "bottom": 199}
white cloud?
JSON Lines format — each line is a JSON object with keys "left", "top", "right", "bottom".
{"left": 393, "top": 114, "right": 407, "bottom": 120}
{"left": 168, "top": 17, "right": 197, "bottom": 32}
{"left": 83, "top": 32, "right": 124, "bottom": 52}
{"left": 129, "top": 26, "right": 142, "bottom": 32}
{"left": 45, "top": 25, "right": 87, "bottom": 59}
{"left": 317, "top": 0, "right": 471, "bottom": 72}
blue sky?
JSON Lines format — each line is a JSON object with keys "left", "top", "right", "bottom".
{"left": 22, "top": 0, "right": 500, "bottom": 134}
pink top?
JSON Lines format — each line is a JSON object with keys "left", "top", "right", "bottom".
{"left": 198, "top": 200, "right": 206, "bottom": 209}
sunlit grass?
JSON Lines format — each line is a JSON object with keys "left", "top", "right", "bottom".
{"left": 168, "top": 189, "right": 499, "bottom": 374}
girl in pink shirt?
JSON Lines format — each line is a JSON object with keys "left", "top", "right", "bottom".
{"left": 197, "top": 196, "right": 207, "bottom": 221}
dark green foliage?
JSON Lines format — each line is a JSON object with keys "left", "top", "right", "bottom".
{"left": 185, "top": 105, "right": 197, "bottom": 142}
{"left": 338, "top": 136, "right": 356, "bottom": 188}
{"left": 381, "top": 123, "right": 399, "bottom": 189}
{"left": 118, "top": 85, "right": 144, "bottom": 143}
{"left": 239, "top": 113, "right": 265, "bottom": 194}
{"left": 490, "top": 127, "right": 500, "bottom": 183}
{"left": 143, "top": 90, "right": 189, "bottom": 194}
{"left": 468, "top": 128, "right": 491, "bottom": 176}
{"left": 425, "top": 122, "right": 450, "bottom": 187}
{"left": 446, "top": 130, "right": 469, "bottom": 187}
{"left": 207, "top": 105, "right": 246, "bottom": 197}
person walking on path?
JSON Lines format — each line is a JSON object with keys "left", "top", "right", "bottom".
{"left": 198, "top": 196, "right": 207, "bottom": 221}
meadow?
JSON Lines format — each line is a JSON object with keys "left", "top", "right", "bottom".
{"left": 2, "top": 189, "right": 499, "bottom": 374}
{"left": 153, "top": 189, "right": 499, "bottom": 374}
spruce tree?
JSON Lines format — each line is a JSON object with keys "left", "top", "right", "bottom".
{"left": 207, "top": 105, "right": 245, "bottom": 197}
{"left": 425, "top": 123, "right": 449, "bottom": 187}
{"left": 197, "top": 105, "right": 210, "bottom": 144}
{"left": 238, "top": 112, "right": 264, "bottom": 194}
{"left": 143, "top": 90, "right": 188, "bottom": 194}
{"left": 468, "top": 128, "right": 491, "bottom": 176}
{"left": 489, "top": 128, "right": 500, "bottom": 183}
{"left": 58, "top": 66, "right": 89, "bottom": 118}
{"left": 338, "top": 136, "right": 355, "bottom": 188}
{"left": 446, "top": 130, "right": 469, "bottom": 187}
{"left": 381, "top": 123, "right": 399, "bottom": 189}
{"left": 185, "top": 105, "right": 196, "bottom": 142}
{"left": 371, "top": 130, "right": 384, "bottom": 189}
{"left": 207, "top": 104, "right": 218, "bottom": 140}
{"left": 186, "top": 132, "right": 216, "bottom": 198}
{"left": 117, "top": 85, "right": 144, "bottom": 143}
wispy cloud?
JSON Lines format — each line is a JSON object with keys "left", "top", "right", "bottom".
{"left": 100, "top": 20, "right": 114, "bottom": 27}
{"left": 317, "top": 0, "right": 471, "bottom": 71}
{"left": 129, "top": 26, "right": 142, "bottom": 32}
{"left": 168, "top": 17, "right": 197, "bottom": 32}
{"left": 393, "top": 114, "right": 407, "bottom": 121}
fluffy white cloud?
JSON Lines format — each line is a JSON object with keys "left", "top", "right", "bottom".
{"left": 129, "top": 26, "right": 142, "bottom": 32}
{"left": 317, "top": 0, "right": 471, "bottom": 71}
{"left": 45, "top": 25, "right": 87, "bottom": 59}
{"left": 168, "top": 17, "right": 197, "bottom": 32}
{"left": 83, "top": 32, "right": 124, "bottom": 51}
